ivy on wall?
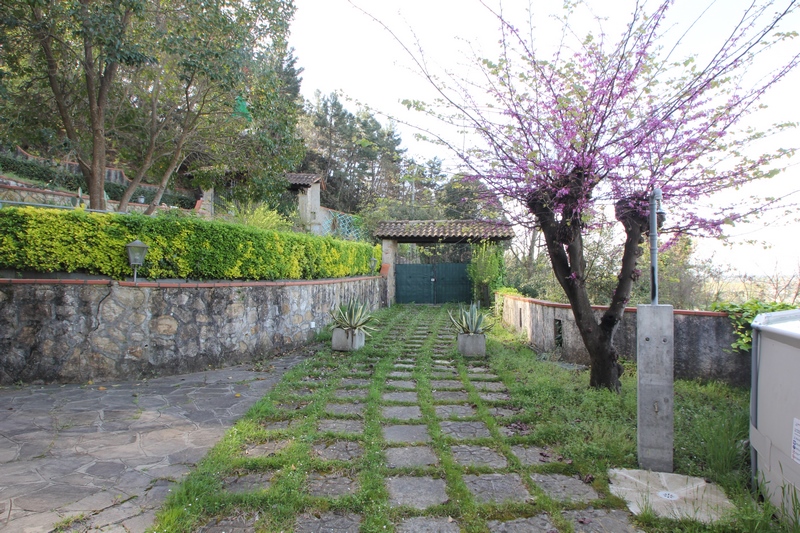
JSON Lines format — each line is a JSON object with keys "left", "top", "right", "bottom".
{"left": 0, "top": 207, "right": 376, "bottom": 281}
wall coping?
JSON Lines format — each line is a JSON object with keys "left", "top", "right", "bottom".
{"left": 499, "top": 292, "right": 728, "bottom": 318}
{"left": 0, "top": 275, "right": 382, "bottom": 288}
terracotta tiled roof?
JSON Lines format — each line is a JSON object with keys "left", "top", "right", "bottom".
{"left": 374, "top": 220, "right": 514, "bottom": 243}
{"left": 286, "top": 173, "right": 322, "bottom": 187}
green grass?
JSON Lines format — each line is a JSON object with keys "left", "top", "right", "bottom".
{"left": 148, "top": 304, "right": 794, "bottom": 532}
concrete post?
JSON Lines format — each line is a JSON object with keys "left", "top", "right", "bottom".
{"left": 637, "top": 304, "right": 674, "bottom": 472}
{"left": 381, "top": 239, "right": 397, "bottom": 306}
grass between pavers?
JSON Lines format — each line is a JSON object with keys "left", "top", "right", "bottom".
{"left": 148, "top": 304, "right": 792, "bottom": 533}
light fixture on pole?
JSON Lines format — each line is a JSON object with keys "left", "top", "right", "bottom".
{"left": 369, "top": 257, "right": 377, "bottom": 274}
{"left": 126, "top": 239, "right": 148, "bottom": 284}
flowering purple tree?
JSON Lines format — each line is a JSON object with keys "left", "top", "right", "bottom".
{"left": 387, "top": 0, "right": 799, "bottom": 390}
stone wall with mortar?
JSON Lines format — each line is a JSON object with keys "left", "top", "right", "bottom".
{"left": 0, "top": 276, "right": 384, "bottom": 384}
{"left": 498, "top": 293, "right": 749, "bottom": 387}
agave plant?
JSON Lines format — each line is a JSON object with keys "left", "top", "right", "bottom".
{"left": 448, "top": 303, "right": 490, "bottom": 334}
{"left": 331, "top": 300, "right": 377, "bottom": 336}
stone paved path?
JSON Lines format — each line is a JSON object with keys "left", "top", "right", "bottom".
{"left": 0, "top": 353, "right": 306, "bottom": 532}
{"left": 180, "top": 306, "right": 645, "bottom": 532}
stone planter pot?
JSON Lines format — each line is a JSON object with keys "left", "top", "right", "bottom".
{"left": 332, "top": 328, "right": 365, "bottom": 352}
{"left": 457, "top": 333, "right": 486, "bottom": 358}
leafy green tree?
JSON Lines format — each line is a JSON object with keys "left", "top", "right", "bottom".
{"left": 299, "top": 92, "right": 405, "bottom": 214}
{"left": 0, "top": 0, "right": 297, "bottom": 211}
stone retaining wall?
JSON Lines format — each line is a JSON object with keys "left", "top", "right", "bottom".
{"left": 498, "top": 293, "right": 749, "bottom": 387}
{"left": 0, "top": 276, "right": 385, "bottom": 384}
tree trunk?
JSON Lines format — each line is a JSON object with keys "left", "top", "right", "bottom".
{"left": 528, "top": 180, "right": 649, "bottom": 392}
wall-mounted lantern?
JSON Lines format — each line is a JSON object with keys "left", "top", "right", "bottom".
{"left": 126, "top": 239, "right": 148, "bottom": 284}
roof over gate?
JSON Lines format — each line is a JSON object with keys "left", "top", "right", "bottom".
{"left": 374, "top": 220, "right": 514, "bottom": 243}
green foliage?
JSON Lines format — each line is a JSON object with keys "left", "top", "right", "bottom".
{"left": 0, "top": 207, "right": 375, "bottom": 281}
{"left": 448, "top": 302, "right": 490, "bottom": 334}
{"left": 467, "top": 241, "right": 505, "bottom": 304}
{"left": 711, "top": 299, "right": 799, "bottom": 352}
{"left": 330, "top": 300, "right": 377, "bottom": 335}
{"left": 0, "top": 153, "right": 83, "bottom": 190}
{"left": 1, "top": 153, "right": 195, "bottom": 208}
{"left": 219, "top": 201, "right": 293, "bottom": 232}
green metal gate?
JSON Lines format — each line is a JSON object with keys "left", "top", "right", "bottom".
{"left": 395, "top": 263, "right": 471, "bottom": 304}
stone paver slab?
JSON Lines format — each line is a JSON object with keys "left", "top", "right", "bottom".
{"left": 463, "top": 473, "right": 531, "bottom": 504}
{"left": 333, "top": 388, "right": 369, "bottom": 399}
{"left": 387, "top": 476, "right": 448, "bottom": 509}
{"left": 472, "top": 381, "right": 507, "bottom": 391}
{"left": 488, "top": 406, "right": 521, "bottom": 418}
{"left": 295, "top": 511, "right": 362, "bottom": 533}
{"left": 383, "top": 391, "right": 418, "bottom": 402}
{"left": 244, "top": 440, "right": 292, "bottom": 458}
{"left": 468, "top": 373, "right": 499, "bottom": 380}
{"left": 432, "top": 391, "right": 469, "bottom": 402}
{"left": 563, "top": 508, "right": 644, "bottom": 532}
{"left": 435, "top": 404, "right": 477, "bottom": 418}
{"left": 440, "top": 421, "right": 491, "bottom": 439}
{"left": 325, "top": 402, "right": 365, "bottom": 416}
{"left": 487, "top": 515, "right": 556, "bottom": 532}
{"left": 383, "top": 406, "right": 423, "bottom": 421}
{"left": 531, "top": 473, "right": 599, "bottom": 503}
{"left": 479, "top": 392, "right": 511, "bottom": 402}
{"left": 199, "top": 512, "right": 258, "bottom": 532}
{"left": 499, "top": 421, "right": 533, "bottom": 437}
{"left": 222, "top": 472, "right": 274, "bottom": 493}
{"left": 396, "top": 517, "right": 460, "bottom": 532}
{"left": 317, "top": 419, "right": 364, "bottom": 434}
{"left": 383, "top": 424, "right": 431, "bottom": 444}
{"left": 451, "top": 445, "right": 508, "bottom": 468}
{"left": 388, "top": 371, "right": 413, "bottom": 378}
{"left": 386, "top": 380, "right": 416, "bottom": 389}
{"left": 430, "top": 380, "right": 464, "bottom": 390}
{"left": 385, "top": 446, "right": 439, "bottom": 468}
{"left": 307, "top": 472, "right": 359, "bottom": 498}
{"left": 340, "top": 378, "right": 371, "bottom": 387}
{"left": 511, "top": 445, "right": 557, "bottom": 465}
{"left": 312, "top": 441, "right": 364, "bottom": 462}
{"left": 262, "top": 420, "right": 295, "bottom": 431}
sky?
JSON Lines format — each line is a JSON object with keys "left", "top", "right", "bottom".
{"left": 290, "top": 0, "right": 800, "bottom": 276}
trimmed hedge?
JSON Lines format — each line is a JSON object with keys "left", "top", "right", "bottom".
{"left": 0, "top": 207, "right": 377, "bottom": 281}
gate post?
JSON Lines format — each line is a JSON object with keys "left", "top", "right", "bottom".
{"left": 382, "top": 239, "right": 397, "bottom": 306}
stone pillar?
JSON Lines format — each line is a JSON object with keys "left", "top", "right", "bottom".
{"left": 637, "top": 304, "right": 674, "bottom": 472}
{"left": 381, "top": 239, "right": 398, "bottom": 306}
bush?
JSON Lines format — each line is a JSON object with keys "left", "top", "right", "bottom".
{"left": 1, "top": 153, "right": 196, "bottom": 209}
{"left": 0, "top": 152, "right": 84, "bottom": 190}
{"left": 711, "top": 299, "right": 799, "bottom": 352}
{"left": 0, "top": 207, "right": 375, "bottom": 281}
{"left": 103, "top": 183, "right": 196, "bottom": 209}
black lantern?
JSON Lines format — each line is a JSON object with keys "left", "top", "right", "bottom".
{"left": 126, "top": 239, "right": 148, "bottom": 284}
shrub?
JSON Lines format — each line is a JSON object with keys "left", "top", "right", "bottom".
{"left": 1, "top": 153, "right": 195, "bottom": 208}
{"left": 0, "top": 152, "right": 84, "bottom": 190}
{"left": 711, "top": 299, "right": 799, "bottom": 352}
{"left": 0, "top": 207, "right": 375, "bottom": 281}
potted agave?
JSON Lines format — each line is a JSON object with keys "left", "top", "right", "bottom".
{"left": 330, "top": 300, "right": 376, "bottom": 352}
{"left": 449, "top": 303, "right": 490, "bottom": 357}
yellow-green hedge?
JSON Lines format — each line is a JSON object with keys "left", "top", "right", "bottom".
{"left": 0, "top": 207, "right": 378, "bottom": 281}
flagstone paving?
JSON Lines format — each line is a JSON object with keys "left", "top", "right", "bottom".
{"left": 0, "top": 351, "right": 307, "bottom": 532}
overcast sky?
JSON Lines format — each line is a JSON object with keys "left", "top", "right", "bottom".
{"left": 290, "top": 0, "right": 800, "bottom": 275}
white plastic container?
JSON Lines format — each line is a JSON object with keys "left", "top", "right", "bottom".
{"left": 751, "top": 309, "right": 800, "bottom": 522}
